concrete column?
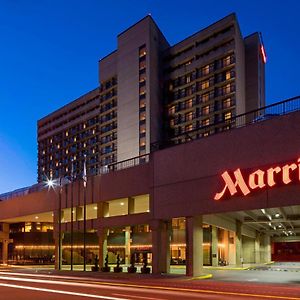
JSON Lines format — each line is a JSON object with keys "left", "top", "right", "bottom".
{"left": 54, "top": 234, "right": 63, "bottom": 270}
{"left": 128, "top": 197, "right": 135, "bottom": 214}
{"left": 151, "top": 220, "right": 171, "bottom": 274}
{"left": 255, "top": 232, "right": 261, "bottom": 264}
{"left": 223, "top": 230, "right": 230, "bottom": 265}
{"left": 211, "top": 226, "right": 218, "bottom": 266}
{"left": 186, "top": 216, "right": 203, "bottom": 277}
{"left": 125, "top": 226, "right": 131, "bottom": 265}
{"left": 236, "top": 220, "right": 242, "bottom": 267}
{"left": 98, "top": 228, "right": 108, "bottom": 267}
{"left": 98, "top": 202, "right": 109, "bottom": 218}
{"left": 261, "top": 234, "right": 271, "bottom": 263}
{"left": 2, "top": 239, "right": 9, "bottom": 265}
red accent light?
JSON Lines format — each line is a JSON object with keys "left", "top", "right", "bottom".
{"left": 214, "top": 158, "right": 300, "bottom": 200}
{"left": 261, "top": 45, "right": 267, "bottom": 63}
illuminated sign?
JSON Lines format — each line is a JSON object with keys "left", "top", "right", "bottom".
{"left": 214, "top": 158, "right": 300, "bottom": 200}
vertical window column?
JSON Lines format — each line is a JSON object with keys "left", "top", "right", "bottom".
{"left": 139, "top": 45, "right": 147, "bottom": 155}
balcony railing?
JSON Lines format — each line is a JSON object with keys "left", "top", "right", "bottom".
{"left": 151, "top": 95, "right": 300, "bottom": 151}
{"left": 99, "top": 154, "right": 149, "bottom": 174}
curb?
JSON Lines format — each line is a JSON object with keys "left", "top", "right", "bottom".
{"left": 187, "top": 273, "right": 213, "bottom": 280}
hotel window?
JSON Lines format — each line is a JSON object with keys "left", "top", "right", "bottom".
{"left": 224, "top": 83, "right": 233, "bottom": 94}
{"left": 202, "top": 105, "right": 210, "bottom": 115}
{"left": 224, "top": 111, "right": 232, "bottom": 121}
{"left": 202, "top": 118, "right": 210, "bottom": 126}
{"left": 223, "top": 55, "right": 234, "bottom": 67}
{"left": 139, "top": 60, "right": 146, "bottom": 70}
{"left": 201, "top": 80, "right": 209, "bottom": 90}
{"left": 169, "top": 105, "right": 176, "bottom": 115}
{"left": 186, "top": 98, "right": 193, "bottom": 108}
{"left": 185, "top": 124, "right": 193, "bottom": 132}
{"left": 201, "top": 93, "right": 210, "bottom": 103}
{"left": 185, "top": 111, "right": 193, "bottom": 122}
{"left": 202, "top": 64, "right": 210, "bottom": 76}
{"left": 223, "top": 98, "right": 232, "bottom": 109}
{"left": 139, "top": 46, "right": 146, "bottom": 57}
{"left": 186, "top": 75, "right": 191, "bottom": 83}
{"left": 139, "top": 44, "right": 147, "bottom": 155}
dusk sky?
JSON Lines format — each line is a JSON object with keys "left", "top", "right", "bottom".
{"left": 0, "top": 0, "right": 299, "bottom": 194}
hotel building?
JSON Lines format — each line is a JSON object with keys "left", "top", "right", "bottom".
{"left": 1, "top": 14, "right": 300, "bottom": 277}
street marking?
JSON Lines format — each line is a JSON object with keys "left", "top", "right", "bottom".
{"left": 113, "top": 294, "right": 165, "bottom": 300}
{"left": 0, "top": 282, "right": 128, "bottom": 299}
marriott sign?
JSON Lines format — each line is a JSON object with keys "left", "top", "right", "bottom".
{"left": 214, "top": 158, "right": 300, "bottom": 200}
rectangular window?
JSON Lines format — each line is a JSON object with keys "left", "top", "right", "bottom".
{"left": 202, "top": 118, "right": 210, "bottom": 126}
{"left": 223, "top": 98, "right": 232, "bottom": 109}
{"left": 202, "top": 105, "right": 210, "bottom": 115}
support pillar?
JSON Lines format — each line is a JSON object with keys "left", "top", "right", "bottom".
{"left": 151, "top": 220, "right": 171, "bottom": 274}
{"left": 236, "top": 220, "right": 242, "bottom": 267}
{"left": 262, "top": 234, "right": 271, "bottom": 263}
{"left": 98, "top": 228, "right": 108, "bottom": 268}
{"left": 54, "top": 234, "right": 63, "bottom": 270}
{"left": 255, "top": 232, "right": 261, "bottom": 264}
{"left": 211, "top": 226, "right": 218, "bottom": 267}
{"left": 186, "top": 216, "right": 203, "bottom": 277}
{"left": 125, "top": 226, "right": 131, "bottom": 265}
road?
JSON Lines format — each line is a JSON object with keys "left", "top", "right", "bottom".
{"left": 0, "top": 270, "right": 300, "bottom": 300}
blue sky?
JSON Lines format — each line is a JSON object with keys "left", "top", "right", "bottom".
{"left": 0, "top": 0, "right": 299, "bottom": 193}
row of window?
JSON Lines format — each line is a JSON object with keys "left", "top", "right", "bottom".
{"left": 139, "top": 45, "right": 147, "bottom": 155}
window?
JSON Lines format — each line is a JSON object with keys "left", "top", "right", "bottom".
{"left": 201, "top": 80, "right": 209, "bottom": 90}
{"left": 202, "top": 65, "right": 210, "bottom": 76}
{"left": 186, "top": 98, "right": 193, "bottom": 108}
{"left": 169, "top": 106, "right": 175, "bottom": 115}
{"left": 202, "top": 105, "right": 210, "bottom": 115}
{"left": 185, "top": 124, "right": 193, "bottom": 132}
{"left": 139, "top": 45, "right": 146, "bottom": 57}
{"left": 224, "top": 111, "right": 232, "bottom": 120}
{"left": 185, "top": 111, "right": 193, "bottom": 121}
{"left": 223, "top": 98, "right": 232, "bottom": 109}
{"left": 202, "top": 118, "right": 210, "bottom": 126}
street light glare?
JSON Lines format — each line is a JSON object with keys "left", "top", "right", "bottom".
{"left": 47, "top": 179, "right": 55, "bottom": 188}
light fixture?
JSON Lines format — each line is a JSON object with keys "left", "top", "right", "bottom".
{"left": 261, "top": 209, "right": 266, "bottom": 214}
{"left": 35, "top": 216, "right": 39, "bottom": 220}
{"left": 275, "top": 213, "right": 280, "bottom": 218}
{"left": 278, "top": 224, "right": 282, "bottom": 228}
{"left": 46, "top": 179, "right": 54, "bottom": 188}
{"left": 94, "top": 206, "right": 98, "bottom": 210}
{"left": 120, "top": 202, "right": 124, "bottom": 206}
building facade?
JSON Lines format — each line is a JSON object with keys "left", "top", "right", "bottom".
{"left": 37, "top": 13, "right": 265, "bottom": 182}
{"left": 3, "top": 14, "right": 299, "bottom": 278}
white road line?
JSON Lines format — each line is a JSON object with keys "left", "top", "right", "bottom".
{"left": 0, "top": 282, "right": 128, "bottom": 299}
{"left": 113, "top": 293, "right": 165, "bottom": 300}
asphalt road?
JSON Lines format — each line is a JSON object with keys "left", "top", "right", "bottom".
{"left": 0, "top": 270, "right": 300, "bottom": 300}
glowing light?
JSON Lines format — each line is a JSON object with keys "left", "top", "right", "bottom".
{"left": 215, "top": 157, "right": 300, "bottom": 200}
{"left": 94, "top": 206, "right": 98, "bottom": 210}
{"left": 46, "top": 179, "right": 54, "bottom": 188}
{"left": 261, "top": 45, "right": 267, "bottom": 63}
{"left": 35, "top": 216, "right": 39, "bottom": 220}
{"left": 275, "top": 213, "right": 280, "bottom": 218}
{"left": 120, "top": 202, "right": 124, "bottom": 206}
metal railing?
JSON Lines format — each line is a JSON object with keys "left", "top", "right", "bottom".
{"left": 98, "top": 154, "right": 149, "bottom": 174}
{"left": 151, "top": 95, "right": 300, "bottom": 151}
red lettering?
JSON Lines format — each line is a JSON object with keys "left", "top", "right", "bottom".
{"left": 214, "top": 169, "right": 251, "bottom": 200}
{"left": 249, "top": 169, "right": 265, "bottom": 189}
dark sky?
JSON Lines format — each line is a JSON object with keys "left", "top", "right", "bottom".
{"left": 0, "top": 0, "right": 299, "bottom": 193}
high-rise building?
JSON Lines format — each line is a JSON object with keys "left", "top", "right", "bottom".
{"left": 37, "top": 13, "right": 265, "bottom": 182}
